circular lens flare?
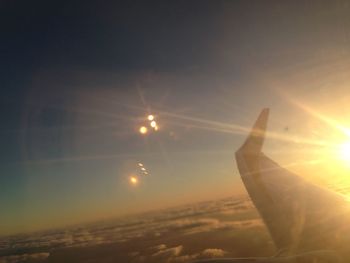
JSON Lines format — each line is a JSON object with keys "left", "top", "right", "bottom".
{"left": 150, "top": 121, "right": 157, "bottom": 128}
{"left": 139, "top": 126, "right": 148, "bottom": 134}
{"left": 129, "top": 176, "right": 139, "bottom": 185}
{"left": 147, "top": 115, "right": 154, "bottom": 121}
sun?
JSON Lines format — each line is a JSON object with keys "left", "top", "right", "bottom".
{"left": 338, "top": 141, "right": 350, "bottom": 162}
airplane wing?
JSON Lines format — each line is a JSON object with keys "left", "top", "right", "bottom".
{"left": 235, "top": 109, "right": 350, "bottom": 254}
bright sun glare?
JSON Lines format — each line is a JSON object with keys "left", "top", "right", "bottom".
{"left": 338, "top": 141, "right": 350, "bottom": 162}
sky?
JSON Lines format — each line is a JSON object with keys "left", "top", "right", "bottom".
{"left": 2, "top": 0, "right": 350, "bottom": 236}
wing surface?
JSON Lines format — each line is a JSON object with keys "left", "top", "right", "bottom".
{"left": 235, "top": 109, "right": 350, "bottom": 253}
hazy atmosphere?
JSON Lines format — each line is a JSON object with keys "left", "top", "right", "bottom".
{"left": 2, "top": 1, "right": 350, "bottom": 262}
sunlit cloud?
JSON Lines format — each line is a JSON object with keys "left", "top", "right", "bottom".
{"left": 1, "top": 196, "right": 265, "bottom": 262}
{"left": 200, "top": 248, "right": 227, "bottom": 258}
{"left": 152, "top": 245, "right": 183, "bottom": 258}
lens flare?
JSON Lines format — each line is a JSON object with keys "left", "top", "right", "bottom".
{"left": 139, "top": 126, "right": 148, "bottom": 134}
{"left": 150, "top": 121, "right": 157, "bottom": 128}
{"left": 129, "top": 176, "right": 138, "bottom": 185}
{"left": 147, "top": 115, "right": 154, "bottom": 121}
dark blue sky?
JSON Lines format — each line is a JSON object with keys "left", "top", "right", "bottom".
{"left": 2, "top": 0, "right": 348, "bottom": 162}
{"left": 2, "top": 0, "right": 350, "bottom": 235}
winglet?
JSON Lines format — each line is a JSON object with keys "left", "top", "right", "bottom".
{"left": 234, "top": 108, "right": 349, "bottom": 253}
{"left": 236, "top": 108, "right": 269, "bottom": 156}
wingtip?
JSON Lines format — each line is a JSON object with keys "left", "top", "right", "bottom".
{"left": 252, "top": 108, "right": 269, "bottom": 132}
{"left": 236, "top": 108, "right": 270, "bottom": 155}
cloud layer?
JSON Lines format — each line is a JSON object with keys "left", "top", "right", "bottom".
{"left": 0, "top": 196, "right": 267, "bottom": 263}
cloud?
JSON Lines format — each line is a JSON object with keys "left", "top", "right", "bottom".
{"left": 200, "top": 248, "right": 226, "bottom": 258}
{"left": 0, "top": 252, "right": 50, "bottom": 263}
{"left": 2, "top": 195, "right": 261, "bottom": 262}
{"left": 168, "top": 254, "right": 197, "bottom": 262}
{"left": 166, "top": 248, "right": 227, "bottom": 263}
{"left": 151, "top": 244, "right": 167, "bottom": 251}
{"left": 128, "top": 251, "right": 140, "bottom": 257}
{"left": 152, "top": 245, "right": 183, "bottom": 259}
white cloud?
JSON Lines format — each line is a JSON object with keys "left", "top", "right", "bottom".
{"left": 167, "top": 248, "right": 227, "bottom": 263}
{"left": 200, "top": 248, "right": 226, "bottom": 258}
{"left": 152, "top": 245, "right": 183, "bottom": 259}
{"left": 152, "top": 244, "right": 167, "bottom": 251}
